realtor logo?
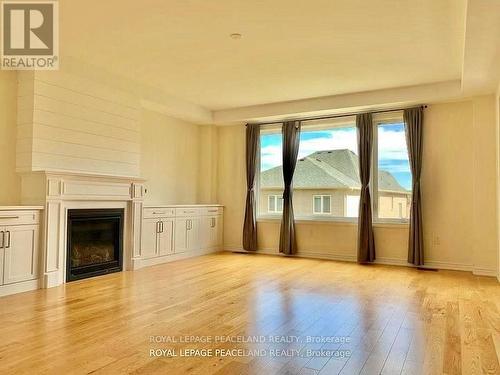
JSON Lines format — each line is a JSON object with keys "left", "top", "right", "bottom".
{"left": 1, "top": 1, "right": 58, "bottom": 70}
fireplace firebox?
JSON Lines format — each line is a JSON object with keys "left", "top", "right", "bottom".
{"left": 66, "top": 209, "right": 123, "bottom": 282}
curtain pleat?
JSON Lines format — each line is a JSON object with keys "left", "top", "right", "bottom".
{"left": 356, "top": 113, "right": 376, "bottom": 263}
{"left": 279, "top": 121, "right": 301, "bottom": 255}
{"left": 243, "top": 123, "right": 260, "bottom": 251}
{"left": 404, "top": 107, "right": 424, "bottom": 265}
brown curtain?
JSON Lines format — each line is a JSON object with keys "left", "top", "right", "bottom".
{"left": 404, "top": 107, "right": 424, "bottom": 265}
{"left": 356, "top": 113, "right": 376, "bottom": 263}
{"left": 279, "top": 121, "right": 301, "bottom": 255}
{"left": 243, "top": 123, "right": 260, "bottom": 251}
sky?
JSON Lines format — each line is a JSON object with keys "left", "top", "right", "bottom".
{"left": 261, "top": 122, "right": 412, "bottom": 190}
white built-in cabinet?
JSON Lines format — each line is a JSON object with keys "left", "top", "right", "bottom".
{"left": 141, "top": 217, "right": 174, "bottom": 259}
{"left": 0, "top": 208, "right": 42, "bottom": 296}
{"left": 140, "top": 205, "right": 223, "bottom": 266}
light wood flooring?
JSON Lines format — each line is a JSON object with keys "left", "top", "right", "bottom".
{"left": 0, "top": 252, "right": 499, "bottom": 374}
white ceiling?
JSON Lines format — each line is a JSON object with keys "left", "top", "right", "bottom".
{"left": 60, "top": 0, "right": 468, "bottom": 111}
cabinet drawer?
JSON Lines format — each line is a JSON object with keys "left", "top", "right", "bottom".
{"left": 202, "top": 207, "right": 223, "bottom": 216}
{"left": 143, "top": 207, "right": 175, "bottom": 219}
{"left": 0, "top": 211, "right": 39, "bottom": 226}
{"left": 175, "top": 208, "right": 202, "bottom": 217}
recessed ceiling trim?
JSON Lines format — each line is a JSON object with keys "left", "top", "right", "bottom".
{"left": 213, "top": 80, "right": 462, "bottom": 125}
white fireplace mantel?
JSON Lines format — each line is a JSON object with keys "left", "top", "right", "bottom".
{"left": 20, "top": 171, "right": 145, "bottom": 288}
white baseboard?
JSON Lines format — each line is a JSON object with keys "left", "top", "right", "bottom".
{"left": 0, "top": 279, "right": 40, "bottom": 297}
{"left": 227, "top": 247, "right": 357, "bottom": 262}
{"left": 224, "top": 247, "right": 498, "bottom": 278}
{"left": 472, "top": 267, "right": 498, "bottom": 277}
{"left": 133, "top": 247, "right": 220, "bottom": 269}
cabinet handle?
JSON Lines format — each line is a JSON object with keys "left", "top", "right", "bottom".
{"left": 153, "top": 211, "right": 166, "bottom": 215}
{"left": 5, "top": 231, "right": 10, "bottom": 249}
{"left": 160, "top": 221, "right": 164, "bottom": 233}
{"left": 0, "top": 231, "right": 3, "bottom": 248}
{"left": 0, "top": 216, "right": 19, "bottom": 220}
{"left": 156, "top": 221, "right": 160, "bottom": 233}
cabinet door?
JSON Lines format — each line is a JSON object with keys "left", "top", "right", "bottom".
{"left": 214, "top": 215, "right": 223, "bottom": 248}
{"left": 3, "top": 225, "right": 39, "bottom": 285}
{"left": 141, "top": 218, "right": 159, "bottom": 259}
{"left": 158, "top": 220, "right": 173, "bottom": 256}
{"left": 0, "top": 228, "right": 4, "bottom": 286}
{"left": 201, "top": 216, "right": 220, "bottom": 249}
{"left": 174, "top": 218, "right": 189, "bottom": 253}
{"left": 187, "top": 217, "right": 200, "bottom": 251}
{"left": 200, "top": 217, "right": 212, "bottom": 249}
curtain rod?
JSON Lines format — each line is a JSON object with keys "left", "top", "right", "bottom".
{"left": 246, "top": 105, "right": 427, "bottom": 127}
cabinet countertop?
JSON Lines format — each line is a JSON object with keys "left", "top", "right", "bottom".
{"left": 0, "top": 206, "right": 44, "bottom": 211}
{"left": 144, "top": 204, "right": 223, "bottom": 208}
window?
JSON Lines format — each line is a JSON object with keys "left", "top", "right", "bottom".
{"left": 374, "top": 119, "right": 412, "bottom": 221}
{"left": 313, "top": 195, "right": 331, "bottom": 214}
{"left": 293, "top": 117, "right": 359, "bottom": 219}
{"left": 268, "top": 194, "right": 283, "bottom": 213}
{"left": 257, "top": 113, "right": 412, "bottom": 223}
{"left": 345, "top": 195, "right": 360, "bottom": 217}
{"left": 259, "top": 128, "right": 284, "bottom": 216}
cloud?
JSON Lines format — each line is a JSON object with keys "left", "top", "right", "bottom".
{"left": 378, "top": 127, "right": 409, "bottom": 161}
{"left": 260, "top": 126, "right": 410, "bottom": 174}
{"left": 261, "top": 144, "right": 282, "bottom": 170}
{"left": 298, "top": 129, "right": 357, "bottom": 158}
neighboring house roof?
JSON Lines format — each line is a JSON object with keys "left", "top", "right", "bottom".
{"left": 261, "top": 149, "right": 409, "bottom": 192}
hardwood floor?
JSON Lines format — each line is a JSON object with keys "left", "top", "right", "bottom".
{"left": 0, "top": 253, "right": 498, "bottom": 375}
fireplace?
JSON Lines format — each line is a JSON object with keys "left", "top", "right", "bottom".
{"left": 66, "top": 209, "right": 124, "bottom": 281}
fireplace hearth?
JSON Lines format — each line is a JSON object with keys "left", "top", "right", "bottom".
{"left": 66, "top": 209, "right": 123, "bottom": 281}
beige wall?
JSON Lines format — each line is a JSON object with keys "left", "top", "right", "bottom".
{"left": 471, "top": 96, "right": 498, "bottom": 274}
{"left": 198, "top": 125, "right": 218, "bottom": 204}
{"left": 497, "top": 91, "right": 500, "bottom": 279}
{"left": 140, "top": 109, "right": 217, "bottom": 205}
{"left": 217, "top": 97, "right": 499, "bottom": 274}
{"left": 0, "top": 71, "right": 21, "bottom": 205}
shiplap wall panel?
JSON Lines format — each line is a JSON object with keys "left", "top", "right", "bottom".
{"left": 33, "top": 95, "right": 138, "bottom": 131}
{"left": 34, "top": 80, "right": 139, "bottom": 120}
{"left": 32, "top": 110, "right": 138, "bottom": 142}
{"left": 16, "top": 72, "right": 141, "bottom": 177}
{"left": 31, "top": 124, "right": 140, "bottom": 153}
{"left": 33, "top": 70, "right": 138, "bottom": 108}
{"left": 31, "top": 139, "right": 139, "bottom": 165}
{"left": 29, "top": 153, "right": 138, "bottom": 176}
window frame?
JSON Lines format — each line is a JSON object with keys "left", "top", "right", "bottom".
{"left": 256, "top": 112, "right": 411, "bottom": 225}
{"left": 267, "top": 194, "right": 283, "bottom": 214}
{"left": 371, "top": 112, "right": 411, "bottom": 224}
{"left": 257, "top": 125, "right": 283, "bottom": 219}
{"left": 312, "top": 194, "right": 332, "bottom": 215}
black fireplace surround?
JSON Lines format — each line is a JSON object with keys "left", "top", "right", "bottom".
{"left": 66, "top": 209, "right": 124, "bottom": 282}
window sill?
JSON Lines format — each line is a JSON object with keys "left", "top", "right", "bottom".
{"left": 257, "top": 215, "right": 409, "bottom": 228}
